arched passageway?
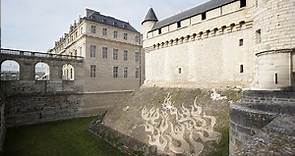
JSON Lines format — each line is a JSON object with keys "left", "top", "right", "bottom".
{"left": 1, "top": 60, "right": 20, "bottom": 80}
{"left": 35, "top": 62, "right": 50, "bottom": 80}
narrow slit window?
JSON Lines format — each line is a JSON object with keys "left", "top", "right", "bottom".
{"left": 239, "top": 39, "right": 244, "bottom": 46}
{"left": 275, "top": 73, "right": 278, "bottom": 84}
{"left": 256, "top": 29, "right": 261, "bottom": 43}
{"left": 158, "top": 28, "right": 162, "bottom": 34}
{"left": 240, "top": 65, "right": 244, "bottom": 73}
{"left": 178, "top": 68, "right": 182, "bottom": 74}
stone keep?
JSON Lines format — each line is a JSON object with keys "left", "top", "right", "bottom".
{"left": 142, "top": 0, "right": 295, "bottom": 90}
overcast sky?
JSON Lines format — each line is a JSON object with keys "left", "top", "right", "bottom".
{"left": 1, "top": 0, "right": 208, "bottom": 52}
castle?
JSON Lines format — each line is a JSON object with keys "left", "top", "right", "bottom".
{"left": 142, "top": 0, "right": 295, "bottom": 90}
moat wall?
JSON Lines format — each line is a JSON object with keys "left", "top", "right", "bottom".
{"left": 0, "top": 80, "right": 133, "bottom": 127}
{"left": 230, "top": 90, "right": 295, "bottom": 155}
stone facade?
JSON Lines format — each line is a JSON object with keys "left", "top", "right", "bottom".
{"left": 230, "top": 90, "right": 295, "bottom": 155}
{"left": 52, "top": 9, "right": 144, "bottom": 92}
{"left": 142, "top": 0, "right": 295, "bottom": 90}
{"left": 4, "top": 90, "right": 132, "bottom": 127}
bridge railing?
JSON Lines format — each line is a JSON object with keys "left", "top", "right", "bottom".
{"left": 1, "top": 48, "right": 84, "bottom": 61}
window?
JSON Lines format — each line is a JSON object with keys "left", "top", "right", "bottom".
{"left": 178, "top": 68, "right": 182, "bottom": 74}
{"left": 158, "top": 28, "right": 162, "bottom": 34}
{"left": 80, "top": 27, "right": 83, "bottom": 34}
{"left": 90, "top": 45, "right": 96, "bottom": 58}
{"left": 79, "top": 47, "right": 82, "bottom": 56}
{"left": 103, "top": 28, "right": 107, "bottom": 36}
{"left": 124, "top": 50, "right": 128, "bottom": 61}
{"left": 177, "top": 21, "right": 181, "bottom": 28}
{"left": 240, "top": 65, "right": 244, "bottom": 73}
{"left": 275, "top": 73, "right": 278, "bottom": 84}
{"left": 256, "top": 29, "right": 261, "bottom": 43}
{"left": 124, "top": 67, "right": 128, "bottom": 78}
{"left": 113, "top": 66, "right": 118, "bottom": 78}
{"left": 123, "top": 33, "right": 128, "bottom": 40}
{"left": 202, "top": 12, "right": 206, "bottom": 20}
{"left": 135, "top": 36, "right": 140, "bottom": 43}
{"left": 90, "top": 65, "right": 96, "bottom": 78}
{"left": 114, "top": 31, "right": 118, "bottom": 38}
{"left": 70, "top": 68, "right": 73, "bottom": 79}
{"left": 135, "top": 68, "right": 140, "bottom": 78}
{"left": 240, "top": 0, "right": 247, "bottom": 8}
{"left": 135, "top": 52, "right": 140, "bottom": 62}
{"left": 113, "top": 49, "right": 118, "bottom": 60}
{"left": 91, "top": 25, "right": 96, "bottom": 33}
{"left": 102, "top": 47, "right": 108, "bottom": 59}
{"left": 239, "top": 39, "right": 244, "bottom": 46}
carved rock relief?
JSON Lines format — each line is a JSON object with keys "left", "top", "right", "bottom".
{"left": 133, "top": 93, "right": 221, "bottom": 156}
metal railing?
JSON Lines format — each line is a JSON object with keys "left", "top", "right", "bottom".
{"left": 1, "top": 48, "right": 84, "bottom": 61}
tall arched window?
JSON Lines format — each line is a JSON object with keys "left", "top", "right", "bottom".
{"left": 62, "top": 64, "right": 74, "bottom": 80}
{"left": 35, "top": 62, "right": 50, "bottom": 80}
{"left": 1, "top": 60, "right": 20, "bottom": 80}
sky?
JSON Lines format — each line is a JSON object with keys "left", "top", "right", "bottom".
{"left": 1, "top": 0, "right": 209, "bottom": 52}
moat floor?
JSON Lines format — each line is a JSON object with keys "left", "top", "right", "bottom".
{"left": 3, "top": 117, "right": 124, "bottom": 156}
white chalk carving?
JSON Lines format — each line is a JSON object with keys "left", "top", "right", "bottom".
{"left": 139, "top": 93, "right": 221, "bottom": 156}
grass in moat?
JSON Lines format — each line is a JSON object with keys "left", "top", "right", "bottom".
{"left": 2, "top": 117, "right": 124, "bottom": 156}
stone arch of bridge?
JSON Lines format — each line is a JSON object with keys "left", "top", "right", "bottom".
{"left": 0, "top": 60, "right": 20, "bottom": 81}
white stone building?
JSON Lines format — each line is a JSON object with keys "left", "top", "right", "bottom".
{"left": 53, "top": 9, "right": 143, "bottom": 92}
{"left": 142, "top": 0, "right": 295, "bottom": 90}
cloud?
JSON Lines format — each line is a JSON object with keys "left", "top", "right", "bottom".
{"left": 2, "top": 0, "right": 208, "bottom": 51}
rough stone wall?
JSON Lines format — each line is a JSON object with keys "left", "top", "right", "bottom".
{"left": 0, "top": 94, "right": 6, "bottom": 152}
{"left": 4, "top": 91, "right": 132, "bottom": 127}
{"left": 0, "top": 80, "right": 82, "bottom": 96}
{"left": 230, "top": 90, "right": 295, "bottom": 155}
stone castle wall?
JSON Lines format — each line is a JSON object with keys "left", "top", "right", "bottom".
{"left": 4, "top": 90, "right": 132, "bottom": 127}
{"left": 1, "top": 80, "right": 132, "bottom": 127}
{"left": 143, "top": 0, "right": 257, "bottom": 89}
{"left": 229, "top": 90, "right": 295, "bottom": 155}
{"left": 253, "top": 0, "right": 295, "bottom": 90}
{"left": 0, "top": 94, "right": 6, "bottom": 152}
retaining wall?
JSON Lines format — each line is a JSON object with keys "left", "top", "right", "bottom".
{"left": 230, "top": 90, "right": 295, "bottom": 155}
{"left": 4, "top": 90, "right": 132, "bottom": 127}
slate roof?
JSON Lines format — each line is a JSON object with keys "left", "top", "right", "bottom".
{"left": 84, "top": 9, "right": 139, "bottom": 33}
{"left": 152, "top": 0, "right": 238, "bottom": 31}
{"left": 142, "top": 8, "right": 158, "bottom": 24}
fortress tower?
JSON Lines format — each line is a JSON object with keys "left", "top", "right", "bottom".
{"left": 253, "top": 0, "right": 295, "bottom": 90}
{"left": 142, "top": 8, "right": 158, "bottom": 41}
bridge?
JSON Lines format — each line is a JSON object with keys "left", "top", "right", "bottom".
{"left": 0, "top": 48, "right": 83, "bottom": 81}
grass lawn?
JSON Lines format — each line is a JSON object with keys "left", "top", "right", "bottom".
{"left": 2, "top": 117, "right": 124, "bottom": 156}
